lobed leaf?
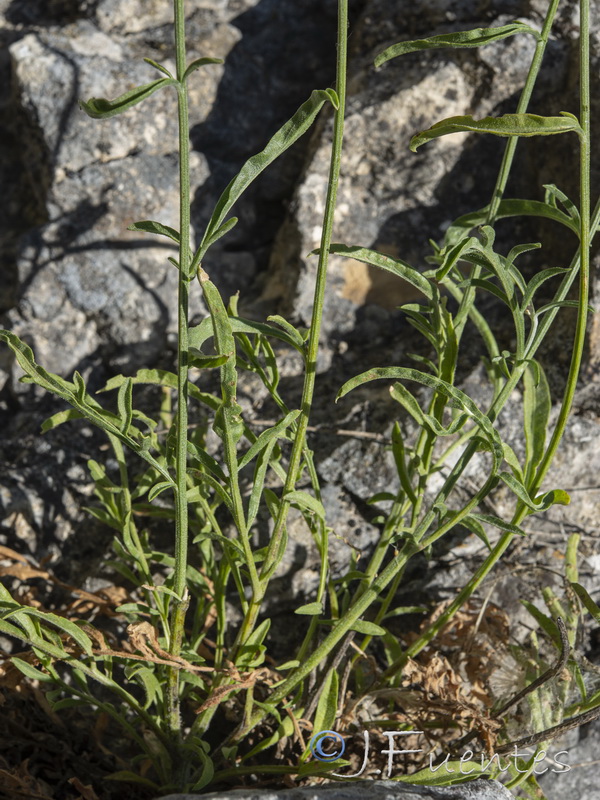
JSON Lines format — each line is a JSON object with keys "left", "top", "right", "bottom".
{"left": 80, "top": 78, "right": 176, "bottom": 119}
{"left": 375, "top": 22, "right": 539, "bottom": 66}
{"left": 410, "top": 112, "right": 582, "bottom": 152}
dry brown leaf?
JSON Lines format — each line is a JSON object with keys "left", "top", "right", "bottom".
{"left": 68, "top": 776, "right": 100, "bottom": 800}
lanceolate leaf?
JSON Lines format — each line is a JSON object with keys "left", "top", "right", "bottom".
{"left": 523, "top": 361, "right": 551, "bottom": 482}
{"left": 238, "top": 410, "right": 300, "bottom": 470}
{"left": 285, "top": 490, "right": 326, "bottom": 521}
{"left": 192, "top": 89, "right": 336, "bottom": 269}
{"left": 375, "top": 22, "right": 539, "bottom": 66}
{"left": 312, "top": 668, "right": 339, "bottom": 736}
{"left": 324, "top": 244, "right": 433, "bottom": 300}
{"left": 294, "top": 602, "right": 324, "bottom": 616}
{"left": 199, "top": 274, "right": 245, "bottom": 459}
{"left": 410, "top": 112, "right": 582, "bottom": 152}
{"left": 127, "top": 220, "right": 180, "bottom": 244}
{"left": 80, "top": 78, "right": 176, "bottom": 119}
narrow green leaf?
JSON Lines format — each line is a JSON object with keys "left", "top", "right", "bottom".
{"left": 203, "top": 216, "right": 238, "bottom": 249}
{"left": 443, "top": 200, "right": 580, "bottom": 248}
{"left": 198, "top": 270, "right": 244, "bottom": 444}
{"left": 187, "top": 441, "right": 227, "bottom": 482}
{"left": 544, "top": 183, "right": 580, "bottom": 226}
{"left": 395, "top": 760, "right": 490, "bottom": 786}
{"left": 117, "top": 376, "right": 133, "bottom": 435}
{"left": 11, "top": 656, "right": 55, "bottom": 683}
{"left": 148, "top": 481, "right": 172, "bottom": 502}
{"left": 410, "top": 112, "right": 582, "bottom": 152}
{"left": 523, "top": 360, "right": 551, "bottom": 482}
{"left": 238, "top": 410, "right": 299, "bottom": 470}
{"left": 536, "top": 299, "right": 596, "bottom": 316}
{"left": 500, "top": 471, "right": 570, "bottom": 513}
{"left": 502, "top": 442, "right": 524, "bottom": 482}
{"left": 186, "top": 475, "right": 233, "bottom": 513}
{"left": 183, "top": 56, "right": 223, "bottom": 83}
{"left": 285, "top": 490, "right": 326, "bottom": 521}
{"left": 520, "top": 601, "right": 560, "bottom": 645}
{"left": 132, "top": 666, "right": 162, "bottom": 709}
{"left": 127, "top": 220, "right": 180, "bottom": 244}
{"left": 242, "top": 710, "right": 298, "bottom": 760}
{"left": 237, "top": 618, "right": 271, "bottom": 669}
{"left": 312, "top": 669, "right": 339, "bottom": 736}
{"left": 375, "top": 22, "right": 539, "bottom": 66}
{"left": 193, "top": 89, "right": 335, "bottom": 268}
{"left": 351, "top": 619, "right": 386, "bottom": 636}
{"left": 189, "top": 353, "right": 228, "bottom": 369}
{"left": 470, "top": 513, "right": 527, "bottom": 536}
{"left": 571, "top": 582, "right": 600, "bottom": 622}
{"left": 80, "top": 78, "right": 176, "bottom": 119}
{"left": 41, "top": 409, "right": 84, "bottom": 433}
{"left": 521, "top": 268, "right": 569, "bottom": 312}
{"left": 100, "top": 368, "right": 220, "bottom": 411}
{"left": 143, "top": 57, "right": 173, "bottom": 78}
{"left": 324, "top": 244, "right": 433, "bottom": 300}
{"left": 294, "top": 602, "right": 323, "bottom": 616}
{"left": 267, "top": 315, "right": 308, "bottom": 349}
{"left": 2, "top": 608, "right": 94, "bottom": 655}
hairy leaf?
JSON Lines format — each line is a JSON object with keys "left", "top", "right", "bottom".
{"left": 193, "top": 89, "right": 336, "bottom": 269}
{"left": 410, "top": 112, "right": 582, "bottom": 152}
{"left": 127, "top": 220, "right": 180, "bottom": 244}
{"left": 324, "top": 244, "right": 433, "bottom": 300}
{"left": 183, "top": 56, "right": 223, "bottom": 83}
{"left": 80, "top": 78, "right": 176, "bottom": 119}
{"left": 375, "top": 22, "right": 539, "bottom": 66}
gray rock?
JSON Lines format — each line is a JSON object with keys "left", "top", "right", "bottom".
{"left": 539, "top": 719, "right": 600, "bottom": 800}
{"left": 158, "top": 778, "right": 513, "bottom": 800}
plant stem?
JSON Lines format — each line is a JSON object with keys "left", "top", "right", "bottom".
{"left": 230, "top": 0, "right": 349, "bottom": 657}
{"left": 454, "top": 0, "right": 562, "bottom": 337}
{"left": 166, "top": 0, "right": 192, "bottom": 744}
{"left": 380, "top": 0, "right": 593, "bottom": 679}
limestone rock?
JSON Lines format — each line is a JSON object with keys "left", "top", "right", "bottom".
{"left": 158, "top": 778, "right": 514, "bottom": 800}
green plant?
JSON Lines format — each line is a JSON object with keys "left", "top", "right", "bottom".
{"left": 0, "top": 0, "right": 597, "bottom": 795}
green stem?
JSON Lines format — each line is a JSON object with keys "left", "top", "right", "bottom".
{"left": 229, "top": 0, "right": 349, "bottom": 658}
{"left": 380, "top": 1, "right": 593, "bottom": 678}
{"left": 454, "top": 0, "right": 562, "bottom": 336}
{"left": 166, "top": 0, "right": 192, "bottom": 745}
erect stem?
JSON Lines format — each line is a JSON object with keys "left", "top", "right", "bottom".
{"left": 379, "top": 0, "right": 593, "bottom": 681}
{"left": 229, "top": 0, "right": 349, "bottom": 657}
{"left": 453, "top": 0, "right": 562, "bottom": 339}
{"left": 166, "top": 0, "right": 192, "bottom": 744}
